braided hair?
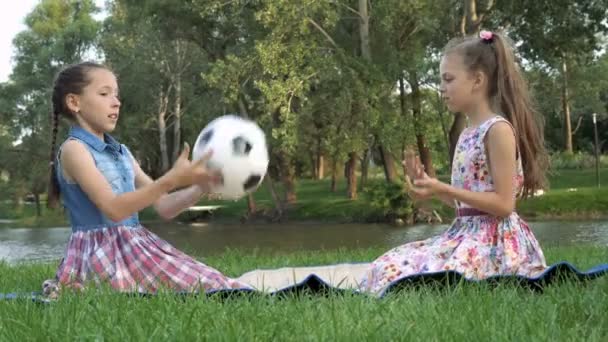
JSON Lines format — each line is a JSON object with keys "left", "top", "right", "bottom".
{"left": 47, "top": 62, "right": 107, "bottom": 208}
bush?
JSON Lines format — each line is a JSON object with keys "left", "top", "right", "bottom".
{"left": 549, "top": 151, "right": 608, "bottom": 170}
{"left": 362, "top": 180, "right": 413, "bottom": 221}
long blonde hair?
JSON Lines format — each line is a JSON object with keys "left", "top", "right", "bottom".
{"left": 444, "top": 32, "right": 548, "bottom": 197}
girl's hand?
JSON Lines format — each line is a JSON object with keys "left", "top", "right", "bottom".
{"left": 403, "top": 153, "right": 446, "bottom": 201}
{"left": 402, "top": 149, "right": 420, "bottom": 182}
{"left": 411, "top": 171, "right": 447, "bottom": 199}
{"left": 167, "top": 143, "right": 222, "bottom": 189}
{"left": 194, "top": 151, "right": 223, "bottom": 194}
{"left": 403, "top": 152, "right": 426, "bottom": 199}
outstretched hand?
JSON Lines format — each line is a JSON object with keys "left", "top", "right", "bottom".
{"left": 168, "top": 143, "right": 223, "bottom": 190}
{"left": 193, "top": 149, "right": 223, "bottom": 193}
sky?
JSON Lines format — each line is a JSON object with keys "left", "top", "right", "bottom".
{"left": 0, "top": 0, "right": 106, "bottom": 83}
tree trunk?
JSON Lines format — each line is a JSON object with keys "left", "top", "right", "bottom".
{"left": 265, "top": 176, "right": 283, "bottom": 217}
{"left": 282, "top": 155, "right": 297, "bottom": 204}
{"left": 34, "top": 192, "right": 41, "bottom": 217}
{"left": 158, "top": 86, "right": 171, "bottom": 172}
{"left": 378, "top": 145, "right": 398, "bottom": 182}
{"left": 246, "top": 194, "right": 256, "bottom": 213}
{"left": 399, "top": 77, "right": 407, "bottom": 119}
{"left": 359, "top": 0, "right": 371, "bottom": 61}
{"left": 436, "top": 92, "right": 450, "bottom": 161}
{"left": 270, "top": 104, "right": 297, "bottom": 204}
{"left": 346, "top": 152, "right": 358, "bottom": 199}
{"left": 238, "top": 96, "right": 248, "bottom": 118}
{"left": 173, "top": 76, "right": 182, "bottom": 162}
{"left": 360, "top": 148, "right": 370, "bottom": 186}
{"left": 410, "top": 72, "right": 436, "bottom": 177}
{"left": 450, "top": 0, "right": 493, "bottom": 161}
{"left": 12, "top": 188, "right": 23, "bottom": 211}
{"left": 561, "top": 56, "right": 573, "bottom": 153}
{"left": 311, "top": 153, "right": 318, "bottom": 179}
{"left": 401, "top": 144, "right": 409, "bottom": 177}
{"left": 171, "top": 63, "right": 182, "bottom": 163}
{"left": 399, "top": 77, "right": 410, "bottom": 175}
{"left": 317, "top": 154, "right": 324, "bottom": 180}
{"left": 358, "top": 0, "right": 393, "bottom": 183}
{"left": 331, "top": 158, "right": 338, "bottom": 192}
{"left": 315, "top": 135, "right": 324, "bottom": 180}
{"left": 461, "top": 0, "right": 493, "bottom": 34}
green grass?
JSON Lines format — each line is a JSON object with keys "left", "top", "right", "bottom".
{"left": 546, "top": 168, "right": 608, "bottom": 189}
{"left": 518, "top": 187, "right": 608, "bottom": 219}
{"left": 1, "top": 246, "right": 607, "bottom": 341}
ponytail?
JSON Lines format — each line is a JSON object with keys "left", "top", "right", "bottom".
{"left": 491, "top": 33, "right": 548, "bottom": 197}
{"left": 444, "top": 31, "right": 549, "bottom": 197}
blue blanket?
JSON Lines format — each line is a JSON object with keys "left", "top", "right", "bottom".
{"left": 1, "top": 261, "right": 607, "bottom": 303}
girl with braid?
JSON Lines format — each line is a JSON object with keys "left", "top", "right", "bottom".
{"left": 43, "top": 62, "right": 250, "bottom": 297}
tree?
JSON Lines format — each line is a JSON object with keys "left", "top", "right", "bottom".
{"left": 2, "top": 0, "right": 100, "bottom": 214}
{"left": 101, "top": 1, "right": 212, "bottom": 175}
{"left": 495, "top": 0, "right": 608, "bottom": 153}
{"left": 447, "top": 0, "right": 495, "bottom": 162}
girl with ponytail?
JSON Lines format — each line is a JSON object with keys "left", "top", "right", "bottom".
{"left": 362, "top": 31, "right": 550, "bottom": 294}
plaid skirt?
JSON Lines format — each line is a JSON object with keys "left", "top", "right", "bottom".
{"left": 50, "top": 225, "right": 250, "bottom": 294}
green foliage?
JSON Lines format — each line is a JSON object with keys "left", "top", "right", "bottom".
{"left": 550, "top": 152, "right": 608, "bottom": 170}
{"left": 1, "top": 0, "right": 607, "bottom": 214}
{"left": 0, "top": 0, "right": 100, "bottom": 208}
{"left": 494, "top": 0, "right": 608, "bottom": 68}
{"left": 363, "top": 179, "right": 413, "bottom": 221}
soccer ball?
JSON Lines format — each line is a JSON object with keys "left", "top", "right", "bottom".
{"left": 192, "top": 115, "right": 269, "bottom": 200}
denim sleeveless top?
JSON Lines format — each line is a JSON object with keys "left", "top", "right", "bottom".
{"left": 55, "top": 126, "right": 140, "bottom": 232}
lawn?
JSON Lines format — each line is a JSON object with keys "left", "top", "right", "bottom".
{"left": 0, "top": 246, "right": 606, "bottom": 341}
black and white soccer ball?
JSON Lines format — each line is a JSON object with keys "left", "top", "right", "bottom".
{"left": 192, "top": 115, "right": 269, "bottom": 200}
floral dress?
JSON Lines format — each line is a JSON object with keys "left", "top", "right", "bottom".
{"left": 360, "top": 116, "right": 547, "bottom": 294}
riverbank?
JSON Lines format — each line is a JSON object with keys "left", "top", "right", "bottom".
{"left": 2, "top": 169, "right": 608, "bottom": 228}
{"left": 176, "top": 171, "right": 608, "bottom": 224}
